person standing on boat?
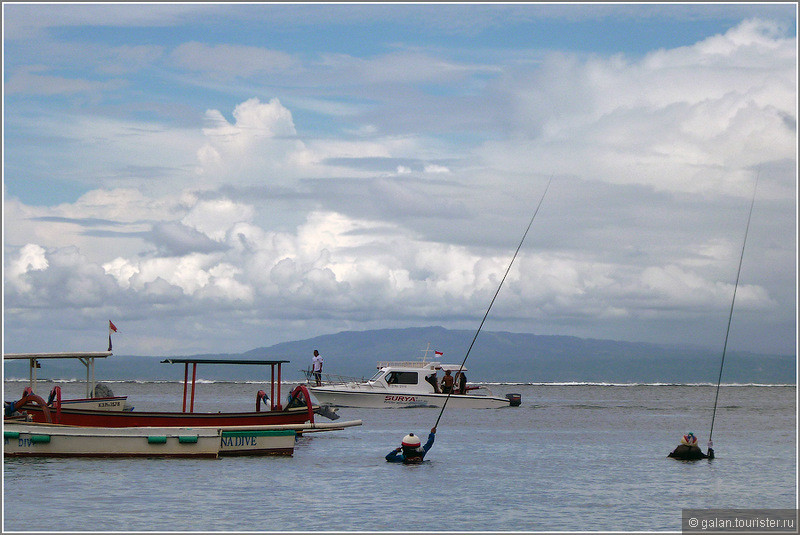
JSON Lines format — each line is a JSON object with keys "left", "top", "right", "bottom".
{"left": 424, "top": 372, "right": 440, "bottom": 393}
{"left": 440, "top": 369, "right": 454, "bottom": 394}
{"left": 386, "top": 427, "right": 436, "bottom": 464}
{"left": 455, "top": 370, "right": 467, "bottom": 394}
{"left": 311, "top": 350, "right": 324, "bottom": 386}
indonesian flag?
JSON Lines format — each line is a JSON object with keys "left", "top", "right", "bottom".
{"left": 108, "top": 320, "right": 118, "bottom": 351}
{"left": 435, "top": 350, "right": 443, "bottom": 356}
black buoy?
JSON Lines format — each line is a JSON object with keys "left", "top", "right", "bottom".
{"left": 505, "top": 393, "right": 522, "bottom": 407}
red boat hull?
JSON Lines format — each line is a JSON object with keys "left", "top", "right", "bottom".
{"left": 21, "top": 406, "right": 314, "bottom": 427}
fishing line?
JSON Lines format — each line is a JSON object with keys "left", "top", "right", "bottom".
{"left": 434, "top": 176, "right": 553, "bottom": 429}
{"left": 708, "top": 171, "right": 759, "bottom": 445}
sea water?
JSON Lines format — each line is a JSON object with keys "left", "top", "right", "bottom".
{"left": 2, "top": 381, "right": 796, "bottom": 532}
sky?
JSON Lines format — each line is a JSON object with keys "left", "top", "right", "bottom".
{"left": 2, "top": 3, "right": 797, "bottom": 358}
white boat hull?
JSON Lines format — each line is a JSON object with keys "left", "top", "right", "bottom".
{"left": 3, "top": 422, "right": 221, "bottom": 458}
{"left": 60, "top": 396, "right": 131, "bottom": 411}
{"left": 309, "top": 387, "right": 511, "bottom": 409}
{"left": 2, "top": 422, "right": 320, "bottom": 457}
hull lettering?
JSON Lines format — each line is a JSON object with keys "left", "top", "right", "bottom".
{"left": 221, "top": 436, "right": 259, "bottom": 448}
{"left": 384, "top": 395, "right": 418, "bottom": 402}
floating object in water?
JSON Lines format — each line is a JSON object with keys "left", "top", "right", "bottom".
{"left": 668, "top": 434, "right": 714, "bottom": 460}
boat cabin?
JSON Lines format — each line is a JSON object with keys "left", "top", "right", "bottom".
{"left": 370, "top": 361, "right": 467, "bottom": 393}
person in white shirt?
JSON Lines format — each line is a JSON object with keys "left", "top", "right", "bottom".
{"left": 311, "top": 350, "right": 324, "bottom": 386}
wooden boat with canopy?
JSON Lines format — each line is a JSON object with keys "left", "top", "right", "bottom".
{"left": 4, "top": 352, "right": 132, "bottom": 413}
{"left": 7, "top": 357, "right": 323, "bottom": 428}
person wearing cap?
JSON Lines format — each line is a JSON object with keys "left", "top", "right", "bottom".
{"left": 386, "top": 427, "right": 437, "bottom": 464}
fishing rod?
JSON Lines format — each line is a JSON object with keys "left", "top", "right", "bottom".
{"left": 434, "top": 177, "right": 553, "bottom": 429}
{"left": 708, "top": 172, "right": 759, "bottom": 447}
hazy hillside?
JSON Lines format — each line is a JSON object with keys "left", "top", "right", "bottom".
{"left": 4, "top": 326, "right": 795, "bottom": 384}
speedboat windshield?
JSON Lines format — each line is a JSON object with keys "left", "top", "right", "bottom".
{"left": 369, "top": 370, "right": 385, "bottom": 382}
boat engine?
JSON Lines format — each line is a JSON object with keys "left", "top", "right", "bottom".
{"left": 314, "top": 405, "right": 340, "bottom": 421}
{"left": 93, "top": 383, "right": 114, "bottom": 398}
{"left": 505, "top": 393, "right": 522, "bottom": 407}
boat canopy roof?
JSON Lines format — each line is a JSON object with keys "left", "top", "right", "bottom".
{"left": 5, "top": 352, "right": 113, "bottom": 398}
{"left": 375, "top": 361, "right": 467, "bottom": 372}
{"left": 161, "top": 358, "right": 290, "bottom": 365}
{"left": 4, "top": 352, "right": 113, "bottom": 360}
{"left": 439, "top": 364, "right": 468, "bottom": 372}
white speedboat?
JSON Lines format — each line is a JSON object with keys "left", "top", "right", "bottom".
{"left": 307, "top": 360, "right": 521, "bottom": 409}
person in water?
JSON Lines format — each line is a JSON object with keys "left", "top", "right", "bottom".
{"left": 668, "top": 432, "right": 714, "bottom": 460}
{"left": 386, "top": 427, "right": 436, "bottom": 464}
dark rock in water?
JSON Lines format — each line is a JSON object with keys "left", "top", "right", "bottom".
{"left": 668, "top": 444, "right": 714, "bottom": 460}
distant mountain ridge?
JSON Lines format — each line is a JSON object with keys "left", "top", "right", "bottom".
{"left": 4, "top": 326, "right": 796, "bottom": 384}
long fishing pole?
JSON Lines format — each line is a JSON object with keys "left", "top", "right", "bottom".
{"left": 708, "top": 172, "right": 759, "bottom": 446}
{"left": 434, "top": 177, "right": 553, "bottom": 429}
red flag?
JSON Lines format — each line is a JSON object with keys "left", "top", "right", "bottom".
{"left": 108, "top": 320, "right": 118, "bottom": 351}
{"left": 435, "top": 350, "right": 443, "bottom": 356}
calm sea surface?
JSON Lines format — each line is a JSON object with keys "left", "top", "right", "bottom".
{"left": 3, "top": 380, "right": 796, "bottom": 532}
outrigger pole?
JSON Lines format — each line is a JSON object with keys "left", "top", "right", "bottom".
{"left": 434, "top": 177, "right": 553, "bottom": 429}
{"left": 708, "top": 172, "right": 759, "bottom": 447}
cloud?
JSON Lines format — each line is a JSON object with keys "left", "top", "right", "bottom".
{"left": 4, "top": 65, "right": 126, "bottom": 96}
{"left": 5, "top": 203, "right": 779, "bottom": 334}
{"left": 4, "top": 245, "right": 121, "bottom": 308}
{"left": 2, "top": 4, "right": 219, "bottom": 40}
{"left": 171, "top": 42, "right": 296, "bottom": 78}
{"left": 180, "top": 198, "right": 255, "bottom": 241}
{"left": 2, "top": 15, "right": 794, "bottom": 355}
{"left": 148, "top": 221, "right": 229, "bottom": 256}
{"left": 195, "top": 98, "right": 307, "bottom": 186}
{"left": 480, "top": 18, "right": 796, "bottom": 197}
{"left": 5, "top": 244, "right": 49, "bottom": 293}
{"left": 640, "top": 264, "right": 774, "bottom": 311}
